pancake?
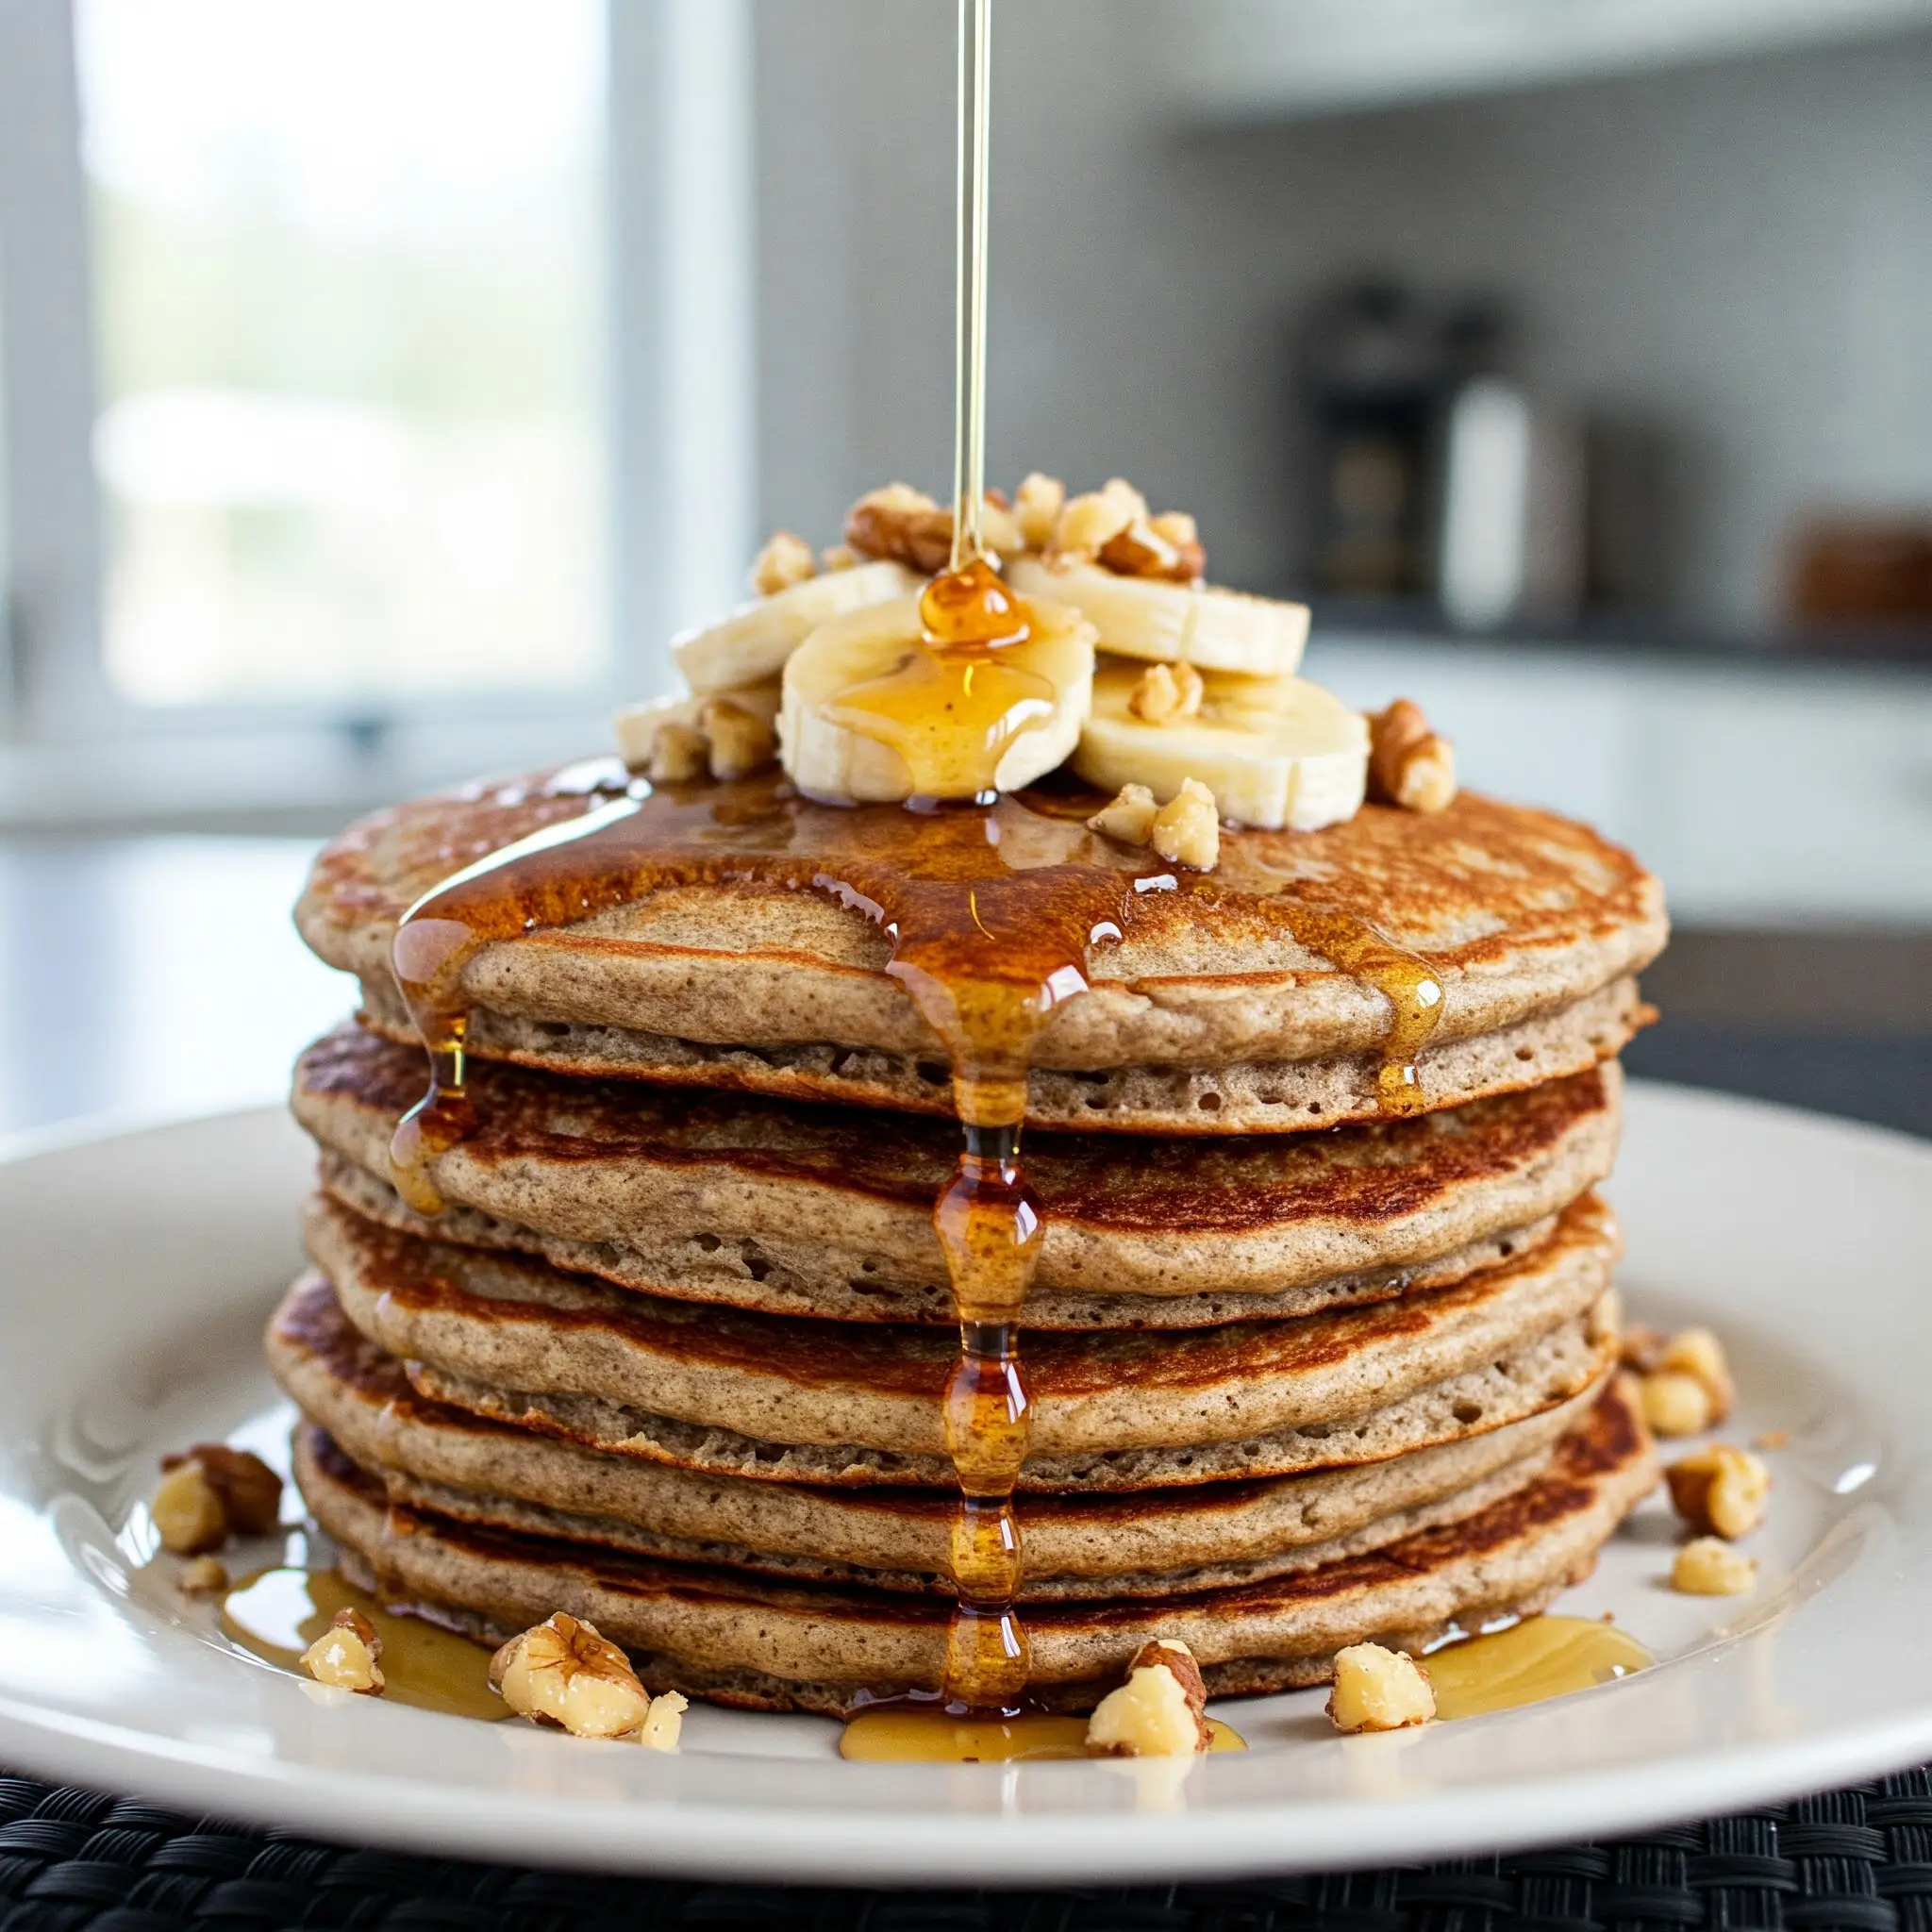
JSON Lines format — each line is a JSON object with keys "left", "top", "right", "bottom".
{"left": 352, "top": 974, "right": 1647, "bottom": 1139}
{"left": 271, "top": 1269, "right": 1607, "bottom": 1594}
{"left": 296, "top": 774, "right": 1664, "bottom": 1130}
{"left": 308, "top": 1189, "right": 1620, "bottom": 1466}
{"left": 299, "top": 1376, "right": 1657, "bottom": 1713}
{"left": 294, "top": 1024, "right": 1624, "bottom": 1323}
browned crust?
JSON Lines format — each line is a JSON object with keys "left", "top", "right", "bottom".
{"left": 298, "top": 1377, "right": 1657, "bottom": 1711}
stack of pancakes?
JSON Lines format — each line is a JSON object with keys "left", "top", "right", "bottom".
{"left": 273, "top": 780, "right": 1667, "bottom": 1714}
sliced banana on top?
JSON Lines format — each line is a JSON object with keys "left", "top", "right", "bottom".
{"left": 1007, "top": 556, "right": 1307, "bottom": 678}
{"left": 780, "top": 594, "right": 1096, "bottom": 804}
{"left": 672, "top": 560, "right": 921, "bottom": 696}
{"left": 1074, "top": 659, "right": 1367, "bottom": 832}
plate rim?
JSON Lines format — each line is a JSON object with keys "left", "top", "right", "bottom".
{"left": 0, "top": 1081, "right": 1927, "bottom": 1884}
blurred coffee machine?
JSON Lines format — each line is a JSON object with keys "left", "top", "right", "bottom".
{"left": 1297, "top": 280, "right": 1585, "bottom": 630}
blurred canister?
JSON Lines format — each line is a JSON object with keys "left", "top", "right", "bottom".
{"left": 1438, "top": 376, "right": 1586, "bottom": 631}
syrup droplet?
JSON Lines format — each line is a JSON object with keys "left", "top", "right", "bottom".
{"left": 826, "top": 560, "right": 1050, "bottom": 804}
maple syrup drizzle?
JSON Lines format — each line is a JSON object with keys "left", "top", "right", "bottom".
{"left": 841, "top": 1709, "right": 1245, "bottom": 1762}
{"left": 222, "top": 1565, "right": 507, "bottom": 1722}
{"left": 1424, "top": 1615, "right": 1653, "bottom": 1720}
{"left": 1274, "top": 906, "right": 1443, "bottom": 1114}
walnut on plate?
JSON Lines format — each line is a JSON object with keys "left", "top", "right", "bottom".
{"left": 1326, "top": 1642, "right": 1436, "bottom": 1733}
{"left": 1085, "top": 1639, "right": 1212, "bottom": 1757}
{"left": 1667, "top": 1443, "right": 1771, "bottom": 1540}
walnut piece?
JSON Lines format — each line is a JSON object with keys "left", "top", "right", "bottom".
{"left": 303, "top": 1607, "right": 385, "bottom": 1693}
{"left": 1014, "top": 472, "right": 1066, "bottom": 550}
{"left": 844, "top": 483, "right": 1020, "bottom": 573}
{"left": 150, "top": 1460, "right": 227, "bottom": 1556}
{"left": 1053, "top": 478, "right": 1145, "bottom": 558}
{"left": 1672, "top": 1537, "right": 1757, "bottom": 1596}
{"left": 637, "top": 1688, "right": 690, "bottom": 1752}
{"left": 178, "top": 1556, "right": 229, "bottom": 1596}
{"left": 819, "top": 543, "right": 859, "bottom": 573}
{"left": 1098, "top": 516, "right": 1205, "bottom": 584}
{"left": 1326, "top": 1642, "right": 1435, "bottom": 1733}
{"left": 1087, "top": 783, "right": 1159, "bottom": 846}
{"left": 491, "top": 1612, "right": 655, "bottom": 1739}
{"left": 1126, "top": 661, "right": 1205, "bottom": 725}
{"left": 750, "top": 529, "right": 816, "bottom": 596}
{"left": 1640, "top": 1370, "right": 1715, "bottom": 1438}
{"left": 647, "top": 722, "right": 710, "bottom": 785}
{"left": 1658, "top": 1327, "right": 1734, "bottom": 1423}
{"left": 165, "top": 1444, "right": 283, "bottom": 1537}
{"left": 1667, "top": 1444, "right": 1771, "bottom": 1540}
{"left": 1367, "top": 699, "right": 1457, "bottom": 813}
{"left": 698, "top": 696, "right": 776, "bottom": 781}
{"left": 1620, "top": 1324, "right": 1670, "bottom": 1374}
{"left": 1150, "top": 777, "right": 1220, "bottom": 872}
{"left": 1085, "top": 1639, "right": 1212, "bottom": 1757}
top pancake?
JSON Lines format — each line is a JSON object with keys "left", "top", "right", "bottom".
{"left": 297, "top": 769, "right": 1665, "bottom": 1128}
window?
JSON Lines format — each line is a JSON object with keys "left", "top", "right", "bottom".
{"left": 0, "top": 0, "right": 754, "bottom": 825}
{"left": 76, "top": 0, "right": 608, "bottom": 708}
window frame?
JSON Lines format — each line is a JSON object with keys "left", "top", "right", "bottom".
{"left": 0, "top": 0, "right": 756, "bottom": 817}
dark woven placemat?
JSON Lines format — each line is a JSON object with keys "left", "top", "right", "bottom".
{"left": 2, "top": 1766, "right": 1930, "bottom": 1931}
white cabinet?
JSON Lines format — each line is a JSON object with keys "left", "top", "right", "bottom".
{"left": 1164, "top": 0, "right": 1932, "bottom": 122}
{"left": 1308, "top": 634, "right": 1932, "bottom": 924}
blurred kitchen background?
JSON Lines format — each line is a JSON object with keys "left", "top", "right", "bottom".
{"left": 1, "top": 0, "right": 1928, "bottom": 1138}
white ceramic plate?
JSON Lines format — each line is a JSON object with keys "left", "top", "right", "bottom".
{"left": 1, "top": 1083, "right": 1928, "bottom": 1885}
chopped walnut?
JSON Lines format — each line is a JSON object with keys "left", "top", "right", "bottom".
{"left": 164, "top": 1445, "right": 283, "bottom": 1537}
{"left": 637, "top": 1688, "right": 689, "bottom": 1752}
{"left": 647, "top": 722, "right": 710, "bottom": 786}
{"left": 1658, "top": 1327, "right": 1734, "bottom": 1424}
{"left": 1126, "top": 661, "right": 1205, "bottom": 725}
{"left": 1326, "top": 1642, "right": 1435, "bottom": 1733}
{"left": 1640, "top": 1370, "right": 1716, "bottom": 1439}
{"left": 1368, "top": 700, "right": 1457, "bottom": 813}
{"left": 303, "top": 1607, "right": 386, "bottom": 1693}
{"left": 698, "top": 696, "right": 777, "bottom": 781}
{"left": 1672, "top": 1537, "right": 1757, "bottom": 1596}
{"left": 491, "top": 1612, "right": 655, "bottom": 1739}
{"left": 178, "top": 1556, "right": 229, "bottom": 1596}
{"left": 1099, "top": 517, "right": 1205, "bottom": 584}
{"left": 150, "top": 1459, "right": 228, "bottom": 1557}
{"left": 1088, "top": 783, "right": 1159, "bottom": 846}
{"left": 844, "top": 483, "right": 1021, "bottom": 573}
{"left": 1052, "top": 478, "right": 1146, "bottom": 559}
{"left": 1620, "top": 1324, "right": 1670, "bottom": 1375}
{"left": 819, "top": 543, "right": 859, "bottom": 573}
{"left": 1667, "top": 1444, "right": 1771, "bottom": 1540}
{"left": 1150, "top": 777, "right": 1220, "bottom": 872}
{"left": 1085, "top": 1639, "right": 1212, "bottom": 1757}
{"left": 1014, "top": 472, "right": 1066, "bottom": 549}
{"left": 750, "top": 529, "right": 816, "bottom": 597}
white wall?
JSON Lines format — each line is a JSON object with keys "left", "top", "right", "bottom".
{"left": 752, "top": 3, "right": 1932, "bottom": 633}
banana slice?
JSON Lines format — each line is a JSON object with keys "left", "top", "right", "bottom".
{"left": 1074, "top": 659, "right": 1367, "bottom": 831}
{"left": 672, "top": 560, "right": 921, "bottom": 696}
{"left": 1007, "top": 556, "right": 1307, "bottom": 677}
{"left": 781, "top": 594, "right": 1096, "bottom": 803}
